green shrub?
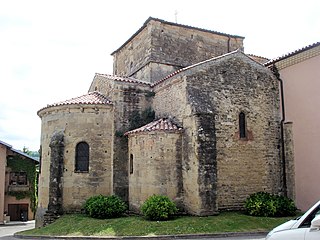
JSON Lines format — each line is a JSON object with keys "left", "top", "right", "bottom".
{"left": 141, "top": 195, "right": 178, "bottom": 221}
{"left": 83, "top": 195, "right": 127, "bottom": 219}
{"left": 245, "top": 192, "right": 296, "bottom": 217}
{"left": 273, "top": 195, "right": 297, "bottom": 217}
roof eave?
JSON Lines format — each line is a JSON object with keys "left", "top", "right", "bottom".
{"left": 37, "top": 102, "right": 113, "bottom": 117}
{"left": 265, "top": 41, "right": 320, "bottom": 67}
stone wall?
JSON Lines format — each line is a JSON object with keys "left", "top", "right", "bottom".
{"left": 134, "top": 62, "right": 179, "bottom": 83}
{"left": 153, "top": 71, "right": 218, "bottom": 215}
{"left": 112, "top": 81, "right": 153, "bottom": 202}
{"left": 284, "top": 122, "right": 295, "bottom": 200}
{"left": 36, "top": 103, "right": 113, "bottom": 225}
{"left": 112, "top": 18, "right": 244, "bottom": 83}
{"left": 128, "top": 132, "right": 183, "bottom": 212}
{"left": 152, "top": 51, "right": 282, "bottom": 213}
{"left": 184, "top": 52, "right": 282, "bottom": 210}
{"left": 153, "top": 75, "right": 190, "bottom": 122}
{"left": 149, "top": 20, "right": 243, "bottom": 70}
{"left": 90, "top": 74, "right": 154, "bottom": 202}
{"left": 112, "top": 24, "right": 152, "bottom": 79}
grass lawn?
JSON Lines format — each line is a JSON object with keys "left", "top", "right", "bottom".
{"left": 20, "top": 212, "right": 296, "bottom": 237}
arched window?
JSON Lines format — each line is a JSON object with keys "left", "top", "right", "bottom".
{"left": 75, "top": 142, "right": 89, "bottom": 172}
{"left": 129, "top": 154, "right": 133, "bottom": 174}
{"left": 239, "top": 112, "right": 246, "bottom": 139}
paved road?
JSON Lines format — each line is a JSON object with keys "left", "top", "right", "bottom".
{"left": 0, "top": 221, "right": 35, "bottom": 240}
{"left": 0, "top": 221, "right": 266, "bottom": 240}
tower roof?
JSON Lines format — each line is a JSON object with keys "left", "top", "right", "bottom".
{"left": 125, "top": 118, "right": 183, "bottom": 135}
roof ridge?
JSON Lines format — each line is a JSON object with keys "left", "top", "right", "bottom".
{"left": 146, "top": 17, "right": 245, "bottom": 39}
{"left": 0, "top": 140, "right": 12, "bottom": 148}
{"left": 125, "top": 118, "right": 183, "bottom": 135}
{"left": 95, "top": 73, "right": 151, "bottom": 86}
{"left": 247, "top": 53, "right": 269, "bottom": 60}
{"left": 152, "top": 49, "right": 242, "bottom": 87}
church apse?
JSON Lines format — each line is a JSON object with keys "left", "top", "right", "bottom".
{"left": 36, "top": 18, "right": 284, "bottom": 225}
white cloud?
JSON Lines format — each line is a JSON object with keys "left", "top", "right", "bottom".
{"left": 0, "top": 0, "right": 319, "bottom": 150}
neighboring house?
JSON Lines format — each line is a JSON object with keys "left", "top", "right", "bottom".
{"left": 265, "top": 42, "right": 320, "bottom": 211}
{"left": 36, "top": 17, "right": 289, "bottom": 227}
{"left": 0, "top": 140, "right": 38, "bottom": 224}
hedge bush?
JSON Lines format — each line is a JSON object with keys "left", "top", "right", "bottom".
{"left": 83, "top": 195, "right": 127, "bottom": 219}
{"left": 273, "top": 194, "right": 297, "bottom": 217}
{"left": 141, "top": 195, "right": 178, "bottom": 221}
{"left": 245, "top": 192, "right": 296, "bottom": 217}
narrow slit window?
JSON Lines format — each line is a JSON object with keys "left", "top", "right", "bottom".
{"left": 130, "top": 154, "right": 133, "bottom": 174}
{"left": 239, "top": 112, "right": 247, "bottom": 139}
{"left": 75, "top": 142, "right": 89, "bottom": 172}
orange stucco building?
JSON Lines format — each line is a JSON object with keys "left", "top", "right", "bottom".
{"left": 0, "top": 140, "right": 38, "bottom": 224}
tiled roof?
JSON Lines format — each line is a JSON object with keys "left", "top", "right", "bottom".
{"left": 39, "top": 91, "right": 112, "bottom": 111}
{"left": 112, "top": 17, "right": 244, "bottom": 55}
{"left": 125, "top": 118, "right": 183, "bottom": 135}
{"left": 0, "top": 140, "right": 12, "bottom": 148}
{"left": 247, "top": 54, "right": 269, "bottom": 64}
{"left": 95, "top": 73, "right": 151, "bottom": 86}
{"left": 0, "top": 140, "right": 38, "bottom": 162}
{"left": 264, "top": 42, "right": 320, "bottom": 66}
{"left": 10, "top": 148, "right": 39, "bottom": 162}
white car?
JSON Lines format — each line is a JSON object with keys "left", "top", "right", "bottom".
{"left": 266, "top": 200, "right": 320, "bottom": 240}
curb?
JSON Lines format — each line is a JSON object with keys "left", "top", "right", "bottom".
{"left": 14, "top": 231, "right": 268, "bottom": 239}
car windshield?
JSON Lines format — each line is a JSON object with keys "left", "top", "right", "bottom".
{"left": 299, "top": 205, "right": 320, "bottom": 228}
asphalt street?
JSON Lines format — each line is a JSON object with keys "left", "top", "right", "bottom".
{"left": 0, "top": 220, "right": 266, "bottom": 240}
{"left": 0, "top": 220, "right": 35, "bottom": 240}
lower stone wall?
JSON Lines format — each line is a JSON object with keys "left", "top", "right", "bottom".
{"left": 113, "top": 136, "right": 129, "bottom": 203}
{"left": 180, "top": 115, "right": 203, "bottom": 215}
{"left": 36, "top": 104, "right": 113, "bottom": 227}
{"left": 284, "top": 122, "right": 295, "bottom": 200}
{"left": 195, "top": 114, "right": 218, "bottom": 215}
{"left": 128, "top": 132, "right": 183, "bottom": 212}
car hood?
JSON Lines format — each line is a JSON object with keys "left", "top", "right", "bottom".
{"left": 267, "top": 219, "right": 298, "bottom": 236}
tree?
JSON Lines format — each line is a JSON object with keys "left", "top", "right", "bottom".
{"left": 22, "top": 146, "right": 40, "bottom": 159}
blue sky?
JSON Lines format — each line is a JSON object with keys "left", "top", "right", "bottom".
{"left": 0, "top": 0, "right": 319, "bottom": 151}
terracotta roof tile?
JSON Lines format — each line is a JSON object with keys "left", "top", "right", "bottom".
{"left": 264, "top": 42, "right": 320, "bottom": 66}
{"left": 95, "top": 73, "right": 151, "bottom": 86}
{"left": 125, "top": 118, "right": 183, "bottom": 135}
{"left": 40, "top": 91, "right": 112, "bottom": 112}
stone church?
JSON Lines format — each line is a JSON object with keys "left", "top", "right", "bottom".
{"left": 36, "top": 17, "right": 293, "bottom": 226}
